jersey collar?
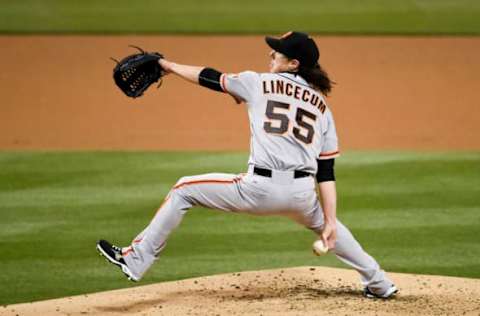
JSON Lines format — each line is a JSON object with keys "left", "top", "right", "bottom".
{"left": 277, "top": 72, "right": 310, "bottom": 88}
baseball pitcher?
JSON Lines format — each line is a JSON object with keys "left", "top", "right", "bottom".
{"left": 98, "top": 31, "right": 398, "bottom": 299}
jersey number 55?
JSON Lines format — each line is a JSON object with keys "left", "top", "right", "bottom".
{"left": 263, "top": 100, "right": 317, "bottom": 144}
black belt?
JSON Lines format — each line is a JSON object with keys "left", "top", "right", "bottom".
{"left": 253, "top": 167, "right": 312, "bottom": 179}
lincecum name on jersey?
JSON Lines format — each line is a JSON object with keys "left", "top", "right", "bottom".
{"left": 262, "top": 79, "right": 327, "bottom": 113}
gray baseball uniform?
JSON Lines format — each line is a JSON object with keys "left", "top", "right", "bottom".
{"left": 122, "top": 71, "right": 393, "bottom": 293}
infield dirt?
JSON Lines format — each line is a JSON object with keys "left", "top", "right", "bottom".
{"left": 5, "top": 266, "right": 480, "bottom": 315}
{"left": 1, "top": 35, "right": 480, "bottom": 150}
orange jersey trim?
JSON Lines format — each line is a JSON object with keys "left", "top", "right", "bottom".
{"left": 220, "top": 74, "right": 227, "bottom": 92}
{"left": 122, "top": 246, "right": 134, "bottom": 256}
{"left": 154, "top": 195, "right": 171, "bottom": 216}
{"left": 220, "top": 73, "right": 243, "bottom": 104}
{"left": 173, "top": 178, "right": 240, "bottom": 190}
{"left": 319, "top": 150, "right": 340, "bottom": 158}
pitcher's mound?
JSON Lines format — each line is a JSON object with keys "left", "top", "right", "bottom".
{"left": 5, "top": 266, "right": 480, "bottom": 315}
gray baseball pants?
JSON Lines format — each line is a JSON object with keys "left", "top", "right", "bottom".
{"left": 122, "top": 168, "right": 394, "bottom": 293}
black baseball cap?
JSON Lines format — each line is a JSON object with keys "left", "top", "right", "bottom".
{"left": 265, "top": 31, "right": 319, "bottom": 68}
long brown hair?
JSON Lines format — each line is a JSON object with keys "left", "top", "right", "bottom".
{"left": 297, "top": 63, "right": 334, "bottom": 96}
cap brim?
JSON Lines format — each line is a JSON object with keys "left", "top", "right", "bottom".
{"left": 265, "top": 36, "right": 283, "bottom": 52}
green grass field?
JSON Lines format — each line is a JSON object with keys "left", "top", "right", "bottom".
{"left": 1, "top": 0, "right": 480, "bottom": 34}
{"left": 1, "top": 151, "right": 479, "bottom": 305}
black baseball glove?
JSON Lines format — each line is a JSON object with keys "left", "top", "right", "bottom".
{"left": 111, "top": 46, "right": 165, "bottom": 98}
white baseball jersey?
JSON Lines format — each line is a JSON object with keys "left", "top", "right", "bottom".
{"left": 220, "top": 71, "right": 340, "bottom": 174}
{"left": 120, "top": 69, "right": 394, "bottom": 295}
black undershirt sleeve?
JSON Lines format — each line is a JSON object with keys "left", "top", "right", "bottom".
{"left": 316, "top": 158, "right": 335, "bottom": 182}
{"left": 198, "top": 67, "right": 223, "bottom": 92}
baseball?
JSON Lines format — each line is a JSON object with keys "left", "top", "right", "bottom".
{"left": 312, "top": 239, "right": 329, "bottom": 256}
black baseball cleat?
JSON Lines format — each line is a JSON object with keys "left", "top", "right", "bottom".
{"left": 363, "top": 284, "right": 398, "bottom": 299}
{"left": 96, "top": 239, "right": 139, "bottom": 282}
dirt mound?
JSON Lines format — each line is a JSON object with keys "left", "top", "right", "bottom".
{"left": 4, "top": 266, "right": 480, "bottom": 315}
